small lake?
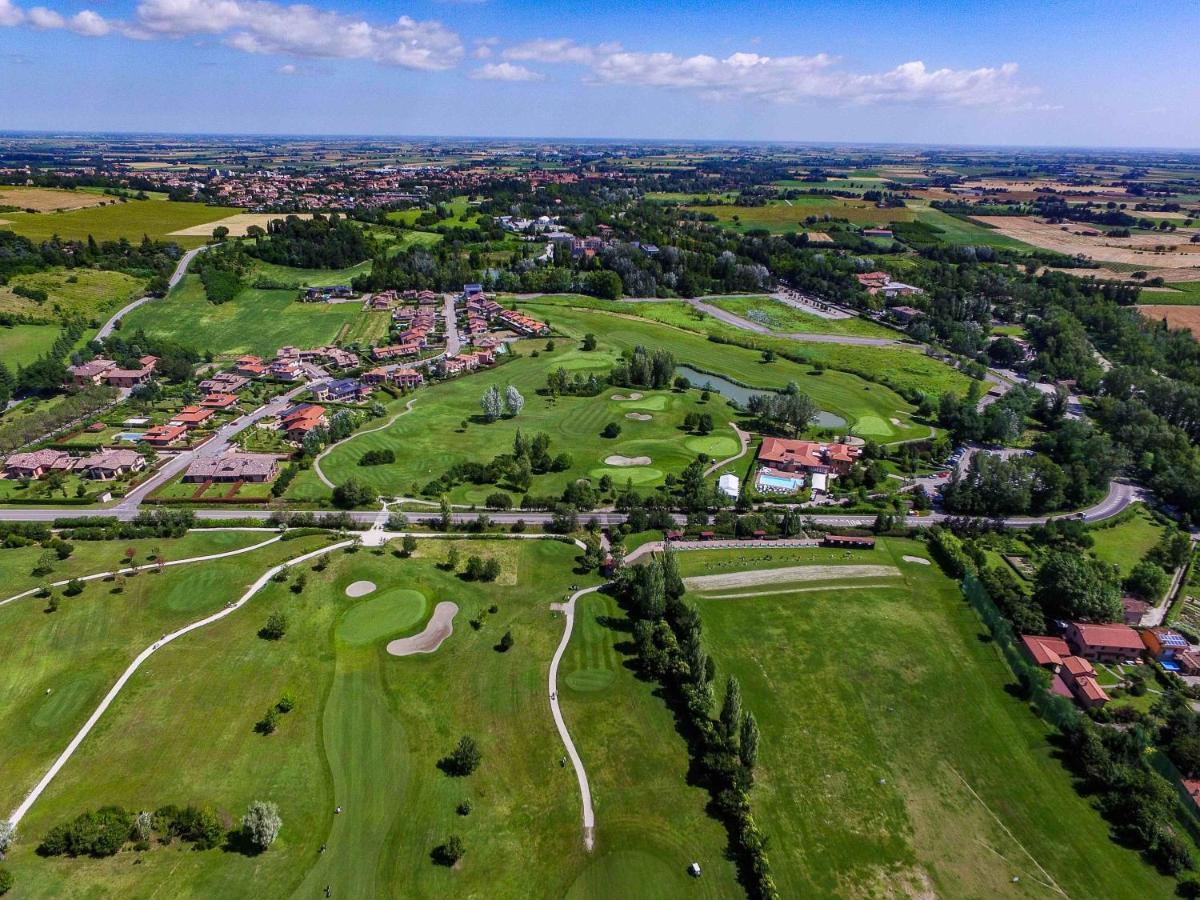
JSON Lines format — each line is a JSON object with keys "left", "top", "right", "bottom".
{"left": 675, "top": 365, "right": 848, "bottom": 430}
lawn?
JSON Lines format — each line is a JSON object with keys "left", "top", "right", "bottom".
{"left": 2, "top": 538, "right": 626, "bottom": 898}
{"left": 910, "top": 206, "right": 1037, "bottom": 250}
{"left": 691, "top": 197, "right": 914, "bottom": 232}
{"left": 675, "top": 539, "right": 1179, "bottom": 898}
{"left": 0, "top": 322, "right": 62, "bottom": 367}
{"left": 120, "top": 274, "right": 373, "bottom": 357}
{"left": 703, "top": 295, "right": 897, "bottom": 338}
{"left": 0, "top": 201, "right": 235, "bottom": 248}
{"left": 301, "top": 342, "right": 740, "bottom": 504}
{"left": 1139, "top": 282, "right": 1200, "bottom": 305}
{"left": 250, "top": 260, "right": 371, "bottom": 288}
{"left": 0, "top": 268, "right": 146, "bottom": 323}
{"left": 0, "top": 531, "right": 329, "bottom": 817}
{"left": 516, "top": 301, "right": 942, "bottom": 436}
{"left": 1089, "top": 503, "right": 1168, "bottom": 576}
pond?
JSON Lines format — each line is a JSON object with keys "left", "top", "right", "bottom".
{"left": 674, "top": 365, "right": 847, "bottom": 430}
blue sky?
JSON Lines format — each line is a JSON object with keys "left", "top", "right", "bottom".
{"left": 1, "top": 0, "right": 1196, "bottom": 147}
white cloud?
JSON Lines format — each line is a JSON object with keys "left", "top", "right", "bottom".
{"left": 503, "top": 37, "right": 620, "bottom": 66}
{"left": 27, "top": 5, "right": 63, "bottom": 28}
{"left": 0, "top": 0, "right": 25, "bottom": 26}
{"left": 588, "top": 50, "right": 1032, "bottom": 107}
{"left": 69, "top": 9, "right": 111, "bottom": 36}
{"left": 134, "top": 0, "right": 463, "bottom": 69}
{"left": 276, "top": 62, "right": 296, "bottom": 74}
{"left": 470, "top": 61, "right": 542, "bottom": 82}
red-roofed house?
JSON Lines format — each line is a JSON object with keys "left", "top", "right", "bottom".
{"left": 169, "top": 406, "right": 214, "bottom": 429}
{"left": 758, "top": 438, "right": 861, "bottom": 476}
{"left": 1063, "top": 622, "right": 1144, "bottom": 663}
{"left": 143, "top": 424, "right": 188, "bottom": 447}
{"left": 1020, "top": 634, "right": 1071, "bottom": 668}
{"left": 201, "top": 392, "right": 238, "bottom": 409}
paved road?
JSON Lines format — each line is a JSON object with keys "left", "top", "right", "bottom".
{"left": 685, "top": 297, "right": 902, "bottom": 346}
{"left": 96, "top": 246, "right": 207, "bottom": 339}
{"left": 549, "top": 585, "right": 599, "bottom": 852}
{"left": 443, "top": 294, "right": 461, "bottom": 357}
{"left": 7, "top": 538, "right": 346, "bottom": 827}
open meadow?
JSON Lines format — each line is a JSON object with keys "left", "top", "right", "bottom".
{"left": 690, "top": 197, "right": 914, "bottom": 232}
{"left": 675, "top": 539, "right": 1181, "bottom": 898}
{"left": 0, "top": 268, "right": 146, "bottom": 323}
{"left": 0, "top": 186, "right": 112, "bottom": 213}
{"left": 0, "top": 201, "right": 237, "bottom": 248}
{"left": 0, "top": 322, "right": 62, "bottom": 368}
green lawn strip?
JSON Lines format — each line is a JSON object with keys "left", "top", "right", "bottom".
{"left": 689, "top": 198, "right": 914, "bottom": 232}
{"left": 702, "top": 295, "right": 896, "bottom": 338}
{"left": 0, "top": 268, "right": 146, "bottom": 322}
{"left": 305, "top": 343, "right": 736, "bottom": 502}
{"left": 121, "top": 274, "right": 372, "bottom": 357}
{"left": 559, "top": 589, "right": 741, "bottom": 897}
{"left": 909, "top": 206, "right": 1037, "bottom": 250}
{"left": 516, "top": 296, "right": 969, "bottom": 402}
{"left": 678, "top": 539, "right": 1176, "bottom": 898}
{"left": 0, "top": 322, "right": 62, "bottom": 367}
{"left": 1138, "top": 282, "right": 1200, "bottom": 305}
{"left": 0, "top": 533, "right": 330, "bottom": 817}
{"left": 0, "top": 202, "right": 235, "bottom": 247}
{"left": 249, "top": 259, "right": 371, "bottom": 288}
{"left": 1089, "top": 503, "right": 1166, "bottom": 576}
{"left": 5, "top": 539, "right": 603, "bottom": 898}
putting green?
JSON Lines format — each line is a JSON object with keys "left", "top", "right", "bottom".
{"left": 684, "top": 435, "right": 739, "bottom": 457}
{"left": 30, "top": 673, "right": 104, "bottom": 731}
{"left": 567, "top": 849, "right": 695, "bottom": 898}
{"left": 564, "top": 667, "right": 616, "bottom": 692}
{"left": 588, "top": 466, "right": 663, "bottom": 485}
{"left": 850, "top": 414, "right": 892, "bottom": 437}
{"left": 621, "top": 394, "right": 669, "bottom": 411}
{"left": 336, "top": 589, "right": 428, "bottom": 646}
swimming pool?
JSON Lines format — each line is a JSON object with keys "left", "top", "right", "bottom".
{"left": 114, "top": 431, "right": 144, "bottom": 442}
{"left": 757, "top": 472, "right": 804, "bottom": 492}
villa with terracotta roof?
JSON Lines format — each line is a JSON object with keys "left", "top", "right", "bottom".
{"left": 279, "top": 404, "right": 328, "bottom": 442}
{"left": 3, "top": 449, "right": 74, "bottom": 479}
{"left": 757, "top": 438, "right": 861, "bottom": 476}
{"left": 67, "top": 358, "right": 117, "bottom": 387}
{"left": 183, "top": 453, "right": 278, "bottom": 483}
{"left": 1063, "top": 621, "right": 1145, "bottom": 663}
{"left": 143, "top": 424, "right": 188, "bottom": 447}
{"left": 169, "top": 406, "right": 215, "bottom": 429}
{"left": 1020, "top": 634, "right": 1110, "bottom": 709}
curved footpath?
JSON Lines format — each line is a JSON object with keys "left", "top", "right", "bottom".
{"left": 549, "top": 584, "right": 601, "bottom": 853}
{"left": 6, "top": 540, "right": 351, "bottom": 828}
{"left": 96, "top": 246, "right": 207, "bottom": 339}
{"left": 313, "top": 397, "right": 419, "bottom": 489}
{"left": 0, "top": 533, "right": 282, "bottom": 609}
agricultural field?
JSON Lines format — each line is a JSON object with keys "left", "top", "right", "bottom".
{"left": 0, "top": 322, "right": 62, "bottom": 367}
{"left": 973, "top": 215, "right": 1200, "bottom": 269}
{"left": 689, "top": 198, "right": 913, "bottom": 233}
{"left": 1137, "top": 305, "right": 1200, "bottom": 339}
{"left": 1, "top": 537, "right": 649, "bottom": 898}
{"left": 1139, "top": 281, "right": 1200, "bottom": 305}
{"left": 702, "top": 295, "right": 898, "bottom": 338}
{"left": 169, "top": 212, "right": 313, "bottom": 238}
{"left": 120, "top": 274, "right": 373, "bottom": 357}
{"left": 0, "top": 186, "right": 111, "bottom": 212}
{"left": 0, "top": 268, "right": 146, "bottom": 323}
{"left": 908, "top": 206, "right": 1036, "bottom": 250}
{"left": 0, "top": 201, "right": 237, "bottom": 248}
{"left": 677, "top": 540, "right": 1180, "bottom": 898}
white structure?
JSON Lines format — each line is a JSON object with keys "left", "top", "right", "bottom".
{"left": 718, "top": 473, "right": 740, "bottom": 499}
{"left": 810, "top": 472, "right": 828, "bottom": 493}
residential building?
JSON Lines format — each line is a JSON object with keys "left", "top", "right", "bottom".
{"left": 67, "top": 358, "right": 116, "bottom": 386}
{"left": 183, "top": 453, "right": 278, "bottom": 483}
{"left": 312, "top": 378, "right": 371, "bottom": 403}
{"left": 3, "top": 449, "right": 72, "bottom": 479}
{"left": 169, "top": 406, "right": 215, "bottom": 429}
{"left": 199, "top": 373, "right": 250, "bottom": 393}
{"left": 80, "top": 449, "right": 145, "bottom": 480}
{"left": 496, "top": 309, "right": 549, "bottom": 336}
{"left": 1141, "top": 627, "right": 1191, "bottom": 662}
{"left": 1020, "top": 634, "right": 1111, "bottom": 709}
{"left": 1063, "top": 622, "right": 1144, "bottom": 663}
{"left": 280, "top": 404, "right": 328, "bottom": 442}
{"left": 889, "top": 305, "right": 924, "bottom": 323}
{"left": 758, "top": 438, "right": 861, "bottom": 476}
{"left": 201, "top": 392, "right": 239, "bottom": 409}
{"left": 143, "top": 424, "right": 188, "bottom": 447}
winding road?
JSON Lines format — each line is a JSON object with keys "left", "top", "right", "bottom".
{"left": 96, "top": 246, "right": 207, "bottom": 339}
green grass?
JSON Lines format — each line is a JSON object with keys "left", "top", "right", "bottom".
{"left": 250, "top": 260, "right": 371, "bottom": 288}
{"left": 703, "top": 295, "right": 896, "bottom": 338}
{"left": 0, "top": 268, "right": 146, "bottom": 323}
{"left": 121, "top": 274, "right": 373, "bottom": 357}
{"left": 1089, "top": 503, "right": 1168, "bottom": 576}
{"left": 1139, "top": 282, "right": 1200, "bottom": 305}
{"left": 909, "top": 206, "right": 1036, "bottom": 250}
{"left": 0, "top": 532, "right": 329, "bottom": 817}
{"left": 676, "top": 539, "right": 1179, "bottom": 898}
{"left": 3, "top": 538, "right": 622, "bottom": 898}
{"left": 0, "top": 322, "right": 62, "bottom": 366}
{"left": 691, "top": 197, "right": 914, "bottom": 232}
{"left": 302, "top": 342, "right": 739, "bottom": 503}
{"left": 0, "top": 201, "right": 236, "bottom": 248}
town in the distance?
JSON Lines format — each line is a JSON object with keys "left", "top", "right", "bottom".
{"left": 0, "top": 133, "right": 1199, "bottom": 900}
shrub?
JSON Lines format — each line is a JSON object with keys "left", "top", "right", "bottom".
{"left": 256, "top": 707, "right": 280, "bottom": 734}
{"left": 433, "top": 835, "right": 465, "bottom": 866}
{"left": 37, "top": 806, "right": 133, "bottom": 858}
{"left": 0, "top": 866, "right": 11, "bottom": 895}
{"left": 359, "top": 449, "right": 395, "bottom": 467}
{"left": 441, "top": 735, "right": 481, "bottom": 776}
{"left": 241, "top": 801, "right": 282, "bottom": 851}
{"left": 259, "top": 611, "right": 288, "bottom": 640}
{"left": 601, "top": 422, "right": 621, "bottom": 439}
{"left": 497, "top": 630, "right": 514, "bottom": 653}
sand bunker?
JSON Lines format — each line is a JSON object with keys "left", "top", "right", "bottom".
{"left": 902, "top": 556, "right": 931, "bottom": 566}
{"left": 605, "top": 455, "right": 652, "bottom": 466}
{"left": 625, "top": 412, "right": 653, "bottom": 421}
{"left": 610, "top": 392, "right": 644, "bottom": 401}
{"left": 345, "top": 580, "right": 377, "bottom": 597}
{"left": 386, "top": 601, "right": 459, "bottom": 656}
{"left": 685, "top": 564, "right": 899, "bottom": 592}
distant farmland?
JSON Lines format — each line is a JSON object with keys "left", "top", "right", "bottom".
{"left": 0, "top": 186, "right": 111, "bottom": 212}
{"left": 690, "top": 197, "right": 913, "bottom": 232}
{"left": 0, "top": 200, "right": 235, "bottom": 247}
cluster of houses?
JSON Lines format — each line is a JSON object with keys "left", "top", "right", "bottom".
{"left": 278, "top": 403, "right": 328, "bottom": 442}
{"left": 300, "top": 285, "right": 354, "bottom": 303}
{"left": 1022, "top": 622, "right": 1200, "bottom": 710}
{"left": 3, "top": 447, "right": 145, "bottom": 482}
{"left": 755, "top": 437, "right": 862, "bottom": 493}
{"left": 855, "top": 271, "right": 924, "bottom": 301}
{"left": 67, "top": 356, "right": 158, "bottom": 389}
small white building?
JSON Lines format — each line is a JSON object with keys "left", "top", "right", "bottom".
{"left": 810, "top": 472, "right": 828, "bottom": 493}
{"left": 718, "top": 473, "right": 740, "bottom": 499}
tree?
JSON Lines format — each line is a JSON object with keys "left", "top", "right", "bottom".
{"left": 697, "top": 413, "right": 714, "bottom": 435}
{"left": 401, "top": 535, "right": 418, "bottom": 557}
{"left": 739, "top": 711, "right": 759, "bottom": 771}
{"left": 0, "top": 866, "right": 10, "bottom": 896}
{"left": 482, "top": 558, "right": 501, "bottom": 582}
{"left": 464, "top": 555, "right": 485, "bottom": 580}
{"left": 444, "top": 735, "right": 481, "bottom": 776}
{"left": 1125, "top": 560, "right": 1169, "bottom": 602}
{"left": 0, "top": 820, "right": 14, "bottom": 854}
{"left": 435, "top": 834, "right": 465, "bottom": 866}
{"left": 1034, "top": 552, "right": 1121, "bottom": 622}
{"left": 260, "top": 611, "right": 288, "bottom": 640}
{"left": 32, "top": 550, "right": 56, "bottom": 576}
{"left": 211, "top": 225, "right": 230, "bottom": 242}
{"left": 498, "top": 630, "right": 514, "bottom": 652}
{"left": 504, "top": 385, "right": 524, "bottom": 417}
{"left": 332, "top": 478, "right": 374, "bottom": 509}
{"left": 602, "top": 422, "right": 621, "bottom": 439}
{"left": 480, "top": 385, "right": 502, "bottom": 422}
{"left": 581, "top": 333, "right": 597, "bottom": 351}
{"left": 719, "top": 675, "right": 743, "bottom": 746}
{"left": 256, "top": 707, "right": 280, "bottom": 734}
{"left": 241, "top": 801, "right": 282, "bottom": 850}
{"left": 446, "top": 546, "right": 460, "bottom": 571}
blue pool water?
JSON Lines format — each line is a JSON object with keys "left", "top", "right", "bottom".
{"left": 114, "top": 432, "right": 144, "bottom": 442}
{"left": 757, "top": 472, "right": 804, "bottom": 492}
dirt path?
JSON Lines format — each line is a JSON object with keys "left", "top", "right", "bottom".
{"left": 684, "top": 563, "right": 899, "bottom": 592}
{"left": 385, "top": 601, "right": 459, "bottom": 656}
{"left": 549, "top": 585, "right": 599, "bottom": 852}
{"left": 6, "top": 540, "right": 351, "bottom": 828}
